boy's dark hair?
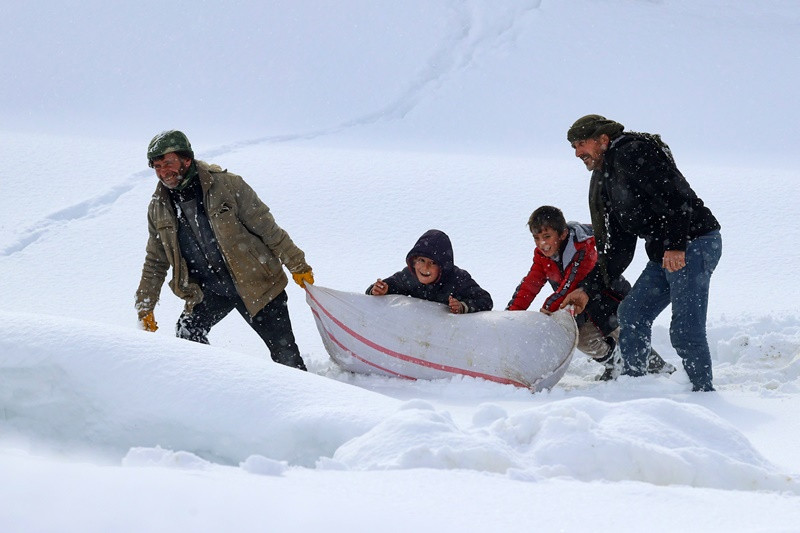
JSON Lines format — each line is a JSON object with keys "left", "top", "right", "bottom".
{"left": 527, "top": 206, "right": 567, "bottom": 235}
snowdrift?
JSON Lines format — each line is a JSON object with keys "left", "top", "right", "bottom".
{"left": 0, "top": 310, "right": 399, "bottom": 466}
{"left": 305, "top": 285, "right": 578, "bottom": 392}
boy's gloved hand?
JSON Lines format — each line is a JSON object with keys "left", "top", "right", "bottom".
{"left": 292, "top": 270, "right": 314, "bottom": 288}
{"left": 141, "top": 311, "right": 158, "bottom": 332}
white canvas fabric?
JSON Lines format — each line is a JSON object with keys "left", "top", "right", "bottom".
{"left": 305, "top": 285, "right": 578, "bottom": 392}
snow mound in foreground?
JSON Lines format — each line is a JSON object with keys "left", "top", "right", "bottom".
{"left": 325, "top": 398, "right": 797, "bottom": 493}
{"left": 0, "top": 311, "right": 399, "bottom": 466}
{"left": 1, "top": 310, "right": 797, "bottom": 493}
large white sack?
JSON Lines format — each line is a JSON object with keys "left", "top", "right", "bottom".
{"left": 305, "top": 285, "right": 577, "bottom": 392}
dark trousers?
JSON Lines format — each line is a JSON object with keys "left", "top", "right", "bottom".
{"left": 175, "top": 289, "right": 306, "bottom": 371}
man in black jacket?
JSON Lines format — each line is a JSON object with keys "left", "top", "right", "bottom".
{"left": 560, "top": 115, "right": 722, "bottom": 391}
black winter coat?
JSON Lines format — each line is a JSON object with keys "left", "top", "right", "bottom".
{"left": 582, "top": 132, "right": 720, "bottom": 295}
{"left": 366, "top": 229, "right": 493, "bottom": 312}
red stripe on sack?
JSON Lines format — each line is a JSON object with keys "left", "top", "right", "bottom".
{"left": 310, "top": 308, "right": 416, "bottom": 379}
{"left": 306, "top": 288, "right": 528, "bottom": 388}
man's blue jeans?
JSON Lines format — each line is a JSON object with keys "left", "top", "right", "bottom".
{"left": 618, "top": 231, "right": 722, "bottom": 391}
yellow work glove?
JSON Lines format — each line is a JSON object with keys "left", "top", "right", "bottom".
{"left": 292, "top": 270, "right": 314, "bottom": 288}
{"left": 141, "top": 311, "right": 158, "bottom": 332}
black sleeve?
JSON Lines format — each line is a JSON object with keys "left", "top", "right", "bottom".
{"left": 451, "top": 269, "right": 493, "bottom": 312}
{"left": 366, "top": 269, "right": 416, "bottom": 295}
{"left": 603, "top": 212, "right": 638, "bottom": 284}
{"left": 580, "top": 217, "right": 637, "bottom": 297}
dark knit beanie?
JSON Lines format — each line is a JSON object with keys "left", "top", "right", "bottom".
{"left": 567, "top": 115, "right": 624, "bottom": 143}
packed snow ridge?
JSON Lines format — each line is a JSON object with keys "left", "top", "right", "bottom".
{"left": 2, "top": 311, "right": 798, "bottom": 494}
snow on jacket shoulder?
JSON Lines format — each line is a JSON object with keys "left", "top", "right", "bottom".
{"left": 506, "top": 222, "right": 597, "bottom": 312}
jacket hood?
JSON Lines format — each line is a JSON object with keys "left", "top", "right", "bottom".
{"left": 568, "top": 221, "right": 594, "bottom": 243}
{"left": 405, "top": 229, "right": 454, "bottom": 278}
{"left": 561, "top": 221, "right": 595, "bottom": 267}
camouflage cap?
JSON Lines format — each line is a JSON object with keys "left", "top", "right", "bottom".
{"left": 567, "top": 115, "right": 624, "bottom": 144}
{"left": 147, "top": 130, "right": 193, "bottom": 165}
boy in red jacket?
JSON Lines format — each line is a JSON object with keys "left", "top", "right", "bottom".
{"left": 507, "top": 206, "right": 673, "bottom": 380}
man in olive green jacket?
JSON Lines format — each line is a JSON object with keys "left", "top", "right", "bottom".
{"left": 135, "top": 130, "right": 314, "bottom": 370}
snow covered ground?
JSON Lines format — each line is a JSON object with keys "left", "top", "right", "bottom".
{"left": 2, "top": 1, "right": 800, "bottom": 531}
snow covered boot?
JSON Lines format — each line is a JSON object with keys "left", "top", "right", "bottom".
{"left": 646, "top": 348, "right": 676, "bottom": 375}
{"left": 595, "top": 345, "right": 623, "bottom": 381}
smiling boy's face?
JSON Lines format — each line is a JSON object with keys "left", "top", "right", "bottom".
{"left": 412, "top": 256, "right": 440, "bottom": 285}
{"left": 533, "top": 226, "right": 568, "bottom": 259}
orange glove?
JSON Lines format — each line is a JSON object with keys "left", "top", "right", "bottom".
{"left": 292, "top": 270, "right": 314, "bottom": 288}
{"left": 141, "top": 311, "right": 158, "bottom": 332}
